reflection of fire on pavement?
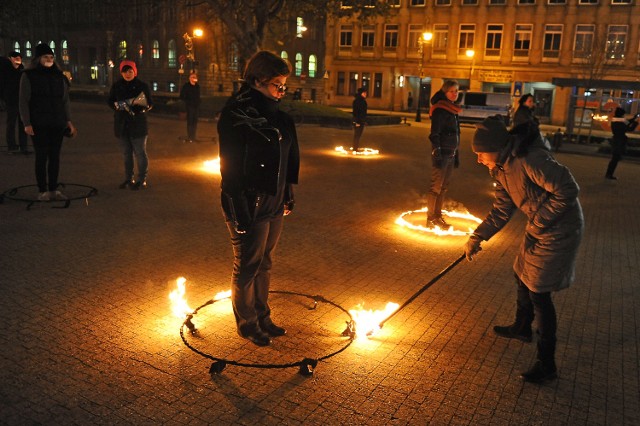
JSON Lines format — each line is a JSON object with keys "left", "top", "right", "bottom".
{"left": 201, "top": 158, "right": 220, "bottom": 174}
{"left": 334, "top": 146, "right": 380, "bottom": 156}
{"left": 396, "top": 207, "right": 482, "bottom": 236}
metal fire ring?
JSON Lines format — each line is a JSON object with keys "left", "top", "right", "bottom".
{"left": 0, "top": 183, "right": 98, "bottom": 210}
{"left": 178, "top": 290, "right": 356, "bottom": 376}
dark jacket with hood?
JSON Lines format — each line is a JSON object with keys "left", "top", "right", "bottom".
{"left": 512, "top": 105, "right": 539, "bottom": 128}
{"left": 352, "top": 92, "right": 367, "bottom": 125}
{"left": 0, "top": 57, "right": 24, "bottom": 106}
{"left": 473, "top": 123, "right": 584, "bottom": 293}
{"left": 217, "top": 84, "right": 300, "bottom": 231}
{"left": 429, "top": 90, "right": 461, "bottom": 157}
{"left": 610, "top": 116, "right": 638, "bottom": 155}
{"left": 19, "top": 64, "right": 71, "bottom": 129}
{"left": 108, "top": 77, "right": 153, "bottom": 139}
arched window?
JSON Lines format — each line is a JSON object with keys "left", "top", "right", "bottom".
{"left": 152, "top": 40, "right": 160, "bottom": 60}
{"left": 168, "top": 39, "right": 177, "bottom": 68}
{"left": 280, "top": 51, "right": 288, "bottom": 60}
{"left": 49, "top": 40, "right": 56, "bottom": 56}
{"left": 13, "top": 41, "right": 20, "bottom": 52}
{"left": 61, "top": 40, "right": 69, "bottom": 64}
{"left": 295, "top": 53, "right": 302, "bottom": 76}
{"left": 25, "top": 41, "right": 32, "bottom": 58}
{"left": 137, "top": 40, "right": 143, "bottom": 60}
{"left": 308, "top": 54, "right": 317, "bottom": 78}
{"left": 119, "top": 40, "right": 127, "bottom": 59}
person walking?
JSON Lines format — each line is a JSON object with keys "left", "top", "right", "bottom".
{"left": 108, "top": 60, "right": 153, "bottom": 190}
{"left": 426, "top": 79, "right": 461, "bottom": 229}
{"left": 1, "top": 51, "right": 29, "bottom": 154}
{"left": 512, "top": 93, "right": 539, "bottom": 129}
{"left": 464, "top": 116, "right": 584, "bottom": 384}
{"left": 217, "top": 51, "right": 299, "bottom": 347}
{"left": 605, "top": 107, "right": 638, "bottom": 180}
{"left": 351, "top": 87, "right": 367, "bottom": 151}
{"left": 19, "top": 44, "right": 76, "bottom": 201}
{"left": 180, "top": 72, "right": 200, "bottom": 143}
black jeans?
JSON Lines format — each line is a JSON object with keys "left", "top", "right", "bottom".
{"left": 5, "top": 104, "right": 27, "bottom": 151}
{"left": 226, "top": 214, "right": 284, "bottom": 334}
{"left": 516, "top": 278, "right": 557, "bottom": 364}
{"left": 605, "top": 150, "right": 622, "bottom": 177}
{"left": 426, "top": 155, "right": 455, "bottom": 220}
{"left": 186, "top": 106, "right": 198, "bottom": 141}
{"left": 352, "top": 123, "right": 365, "bottom": 150}
{"left": 32, "top": 126, "right": 64, "bottom": 192}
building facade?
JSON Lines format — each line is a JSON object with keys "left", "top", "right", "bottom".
{"left": 325, "top": 0, "right": 640, "bottom": 127}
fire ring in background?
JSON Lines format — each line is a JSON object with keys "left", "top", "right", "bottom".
{"left": 334, "top": 146, "right": 380, "bottom": 156}
{"left": 179, "top": 290, "right": 355, "bottom": 376}
{"left": 395, "top": 207, "right": 482, "bottom": 236}
{"left": 0, "top": 183, "right": 98, "bottom": 210}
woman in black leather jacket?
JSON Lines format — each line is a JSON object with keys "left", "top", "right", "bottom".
{"left": 217, "top": 51, "right": 299, "bottom": 347}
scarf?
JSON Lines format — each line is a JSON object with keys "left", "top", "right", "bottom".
{"left": 429, "top": 100, "right": 462, "bottom": 116}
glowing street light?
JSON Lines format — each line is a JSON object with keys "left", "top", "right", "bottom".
{"left": 184, "top": 28, "right": 204, "bottom": 72}
{"left": 466, "top": 49, "right": 475, "bottom": 90}
{"left": 415, "top": 31, "right": 433, "bottom": 123}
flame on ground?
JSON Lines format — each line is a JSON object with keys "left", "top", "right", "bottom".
{"left": 202, "top": 158, "right": 221, "bottom": 174}
{"left": 395, "top": 207, "right": 482, "bottom": 236}
{"left": 349, "top": 302, "right": 399, "bottom": 338}
{"left": 335, "top": 146, "right": 380, "bottom": 156}
{"left": 169, "top": 277, "right": 193, "bottom": 318}
{"left": 214, "top": 290, "right": 232, "bottom": 300}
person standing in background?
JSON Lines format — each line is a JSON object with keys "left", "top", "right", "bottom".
{"left": 1, "top": 51, "right": 29, "bottom": 154}
{"left": 606, "top": 107, "right": 638, "bottom": 180}
{"left": 180, "top": 72, "right": 201, "bottom": 143}
{"left": 19, "top": 44, "right": 76, "bottom": 201}
{"left": 512, "top": 93, "right": 539, "bottom": 129}
{"left": 351, "top": 87, "right": 368, "bottom": 152}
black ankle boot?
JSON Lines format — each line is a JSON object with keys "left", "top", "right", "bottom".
{"left": 493, "top": 323, "right": 533, "bottom": 342}
{"left": 521, "top": 360, "right": 557, "bottom": 383}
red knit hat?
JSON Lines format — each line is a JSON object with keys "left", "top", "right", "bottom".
{"left": 119, "top": 60, "right": 138, "bottom": 76}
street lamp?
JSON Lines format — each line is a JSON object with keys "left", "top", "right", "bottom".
{"left": 415, "top": 31, "right": 433, "bottom": 123}
{"left": 465, "top": 49, "right": 475, "bottom": 90}
{"left": 183, "top": 28, "right": 203, "bottom": 72}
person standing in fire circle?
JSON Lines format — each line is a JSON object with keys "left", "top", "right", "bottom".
{"left": 351, "top": 87, "right": 367, "bottom": 151}
{"left": 19, "top": 44, "right": 77, "bottom": 201}
{"left": 464, "top": 116, "right": 584, "bottom": 384}
{"left": 426, "top": 79, "right": 461, "bottom": 229}
{"left": 217, "top": 51, "right": 299, "bottom": 347}
{"left": 108, "top": 60, "right": 153, "bottom": 190}
{"left": 180, "top": 72, "right": 201, "bottom": 143}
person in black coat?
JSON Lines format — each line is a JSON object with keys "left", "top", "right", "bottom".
{"left": 108, "top": 60, "right": 153, "bottom": 189}
{"left": 351, "top": 87, "right": 368, "bottom": 151}
{"left": 19, "top": 44, "right": 76, "bottom": 201}
{"left": 217, "top": 51, "right": 299, "bottom": 347}
{"left": 426, "top": 79, "right": 461, "bottom": 229}
{"left": 606, "top": 107, "right": 638, "bottom": 180}
{"left": 1, "top": 51, "right": 28, "bottom": 153}
{"left": 180, "top": 72, "right": 201, "bottom": 142}
{"left": 512, "top": 93, "right": 539, "bottom": 129}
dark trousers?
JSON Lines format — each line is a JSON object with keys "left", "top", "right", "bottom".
{"left": 186, "top": 106, "right": 198, "bottom": 141}
{"left": 5, "top": 104, "right": 28, "bottom": 151}
{"left": 226, "top": 214, "right": 284, "bottom": 333}
{"left": 426, "top": 156, "right": 455, "bottom": 220}
{"left": 605, "top": 150, "right": 622, "bottom": 177}
{"left": 353, "top": 123, "right": 365, "bottom": 150}
{"left": 32, "top": 126, "right": 64, "bottom": 192}
{"left": 515, "top": 278, "right": 557, "bottom": 364}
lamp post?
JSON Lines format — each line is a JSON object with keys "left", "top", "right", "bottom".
{"left": 465, "top": 49, "right": 475, "bottom": 90}
{"left": 183, "top": 28, "right": 203, "bottom": 73}
{"left": 415, "top": 31, "right": 433, "bottom": 123}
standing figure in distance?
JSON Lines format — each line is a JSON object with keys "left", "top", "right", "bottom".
{"left": 351, "top": 87, "right": 368, "bottom": 152}
{"left": 426, "top": 79, "right": 461, "bottom": 229}
{"left": 464, "top": 116, "right": 584, "bottom": 384}
{"left": 407, "top": 92, "right": 413, "bottom": 110}
{"left": 180, "top": 72, "right": 201, "bottom": 143}
{"left": 512, "top": 93, "right": 539, "bottom": 129}
{"left": 1, "top": 51, "right": 29, "bottom": 154}
{"left": 605, "top": 107, "right": 638, "bottom": 180}
{"left": 19, "top": 44, "right": 76, "bottom": 201}
{"left": 217, "top": 51, "right": 299, "bottom": 347}
{"left": 108, "top": 60, "right": 153, "bottom": 190}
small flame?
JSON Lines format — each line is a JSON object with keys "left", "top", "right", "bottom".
{"left": 214, "top": 290, "right": 232, "bottom": 300}
{"left": 169, "top": 277, "right": 193, "bottom": 318}
{"left": 335, "top": 146, "right": 380, "bottom": 156}
{"left": 349, "top": 302, "right": 399, "bottom": 338}
{"left": 395, "top": 207, "right": 482, "bottom": 236}
{"left": 202, "top": 158, "right": 221, "bottom": 174}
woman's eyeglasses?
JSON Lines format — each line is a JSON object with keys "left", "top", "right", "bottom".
{"left": 270, "top": 83, "right": 287, "bottom": 93}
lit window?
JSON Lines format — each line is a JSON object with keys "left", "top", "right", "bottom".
{"left": 295, "top": 53, "right": 303, "bottom": 76}
{"left": 168, "top": 39, "right": 176, "bottom": 68}
{"left": 152, "top": 40, "right": 160, "bottom": 60}
{"left": 119, "top": 40, "right": 127, "bottom": 59}
{"left": 308, "top": 54, "right": 317, "bottom": 77}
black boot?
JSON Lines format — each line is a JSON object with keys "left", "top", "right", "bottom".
{"left": 521, "top": 360, "right": 557, "bottom": 383}
{"left": 493, "top": 323, "right": 533, "bottom": 343}
{"left": 259, "top": 318, "right": 287, "bottom": 337}
{"left": 238, "top": 324, "right": 271, "bottom": 347}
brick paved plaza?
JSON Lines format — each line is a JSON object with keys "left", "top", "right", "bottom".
{"left": 1, "top": 103, "right": 639, "bottom": 425}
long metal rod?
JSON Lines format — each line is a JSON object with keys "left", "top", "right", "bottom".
{"left": 378, "top": 253, "right": 466, "bottom": 328}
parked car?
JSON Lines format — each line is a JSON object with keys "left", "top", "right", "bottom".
{"left": 456, "top": 91, "right": 512, "bottom": 125}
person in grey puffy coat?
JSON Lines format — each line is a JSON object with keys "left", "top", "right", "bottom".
{"left": 464, "top": 116, "right": 584, "bottom": 384}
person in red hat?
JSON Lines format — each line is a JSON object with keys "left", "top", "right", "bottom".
{"left": 108, "top": 60, "right": 153, "bottom": 190}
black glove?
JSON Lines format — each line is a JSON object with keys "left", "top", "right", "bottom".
{"left": 464, "top": 234, "right": 483, "bottom": 261}
{"left": 454, "top": 151, "right": 460, "bottom": 168}
{"left": 432, "top": 147, "right": 442, "bottom": 168}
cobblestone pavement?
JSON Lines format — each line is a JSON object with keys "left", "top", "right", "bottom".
{"left": 1, "top": 104, "right": 639, "bottom": 425}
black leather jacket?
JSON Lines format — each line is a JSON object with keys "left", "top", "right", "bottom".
{"left": 429, "top": 90, "right": 460, "bottom": 157}
{"left": 217, "top": 85, "right": 299, "bottom": 231}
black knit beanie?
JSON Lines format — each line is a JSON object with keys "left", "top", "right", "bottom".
{"left": 34, "top": 43, "right": 54, "bottom": 57}
{"left": 472, "top": 116, "right": 510, "bottom": 153}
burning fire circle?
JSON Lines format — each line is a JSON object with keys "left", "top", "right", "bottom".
{"left": 395, "top": 207, "right": 482, "bottom": 236}
{"left": 177, "top": 290, "right": 357, "bottom": 376}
